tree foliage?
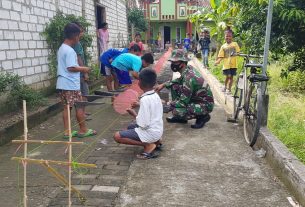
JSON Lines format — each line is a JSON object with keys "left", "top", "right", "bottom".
{"left": 42, "top": 11, "right": 93, "bottom": 77}
{"left": 127, "top": 8, "right": 148, "bottom": 32}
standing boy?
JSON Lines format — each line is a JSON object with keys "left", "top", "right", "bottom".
{"left": 56, "top": 23, "right": 96, "bottom": 138}
{"left": 129, "top": 33, "right": 144, "bottom": 53}
{"left": 114, "top": 69, "right": 163, "bottom": 159}
{"left": 199, "top": 30, "right": 211, "bottom": 67}
{"left": 183, "top": 33, "right": 191, "bottom": 51}
{"left": 215, "top": 30, "right": 240, "bottom": 92}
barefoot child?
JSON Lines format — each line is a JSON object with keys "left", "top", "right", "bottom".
{"left": 114, "top": 69, "right": 163, "bottom": 159}
{"left": 215, "top": 30, "right": 240, "bottom": 92}
{"left": 56, "top": 23, "right": 97, "bottom": 138}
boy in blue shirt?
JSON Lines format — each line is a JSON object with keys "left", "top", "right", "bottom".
{"left": 56, "top": 23, "right": 96, "bottom": 138}
{"left": 111, "top": 53, "right": 154, "bottom": 84}
{"left": 183, "top": 33, "right": 191, "bottom": 51}
{"left": 100, "top": 44, "right": 141, "bottom": 91}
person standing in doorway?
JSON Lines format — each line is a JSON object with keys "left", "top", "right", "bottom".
{"left": 199, "top": 30, "right": 211, "bottom": 68}
{"left": 97, "top": 22, "right": 109, "bottom": 55}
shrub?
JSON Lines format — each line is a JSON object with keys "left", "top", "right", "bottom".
{"left": 0, "top": 73, "right": 46, "bottom": 111}
{"left": 42, "top": 11, "right": 93, "bottom": 77}
{"left": 282, "top": 70, "right": 305, "bottom": 93}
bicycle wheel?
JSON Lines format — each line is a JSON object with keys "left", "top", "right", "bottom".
{"left": 243, "top": 84, "right": 263, "bottom": 146}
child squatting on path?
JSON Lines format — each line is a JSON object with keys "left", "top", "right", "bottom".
{"left": 215, "top": 29, "right": 240, "bottom": 93}
{"left": 56, "top": 23, "right": 97, "bottom": 138}
{"left": 114, "top": 69, "right": 163, "bottom": 160}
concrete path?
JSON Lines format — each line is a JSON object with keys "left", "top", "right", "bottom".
{"left": 116, "top": 105, "right": 293, "bottom": 206}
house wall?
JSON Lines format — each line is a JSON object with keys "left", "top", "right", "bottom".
{"left": 0, "top": 0, "right": 128, "bottom": 89}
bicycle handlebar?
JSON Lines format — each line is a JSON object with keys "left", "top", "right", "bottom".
{"left": 231, "top": 52, "right": 263, "bottom": 59}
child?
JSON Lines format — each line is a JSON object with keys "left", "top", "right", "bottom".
{"left": 100, "top": 44, "right": 142, "bottom": 91}
{"left": 56, "top": 23, "right": 96, "bottom": 138}
{"left": 97, "top": 22, "right": 109, "bottom": 54}
{"left": 215, "top": 30, "right": 240, "bottom": 92}
{"left": 199, "top": 30, "right": 211, "bottom": 67}
{"left": 129, "top": 33, "right": 144, "bottom": 53}
{"left": 114, "top": 69, "right": 163, "bottom": 159}
{"left": 183, "top": 33, "right": 191, "bottom": 51}
{"left": 111, "top": 53, "right": 154, "bottom": 84}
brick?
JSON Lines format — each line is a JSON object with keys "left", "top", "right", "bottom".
{"left": 1, "top": 0, "right": 12, "bottom": 9}
{"left": 16, "top": 68, "right": 27, "bottom": 77}
{"left": 27, "top": 50, "right": 34, "bottom": 57}
{"left": 13, "top": 59, "right": 22, "bottom": 69}
{"left": 8, "top": 21, "right": 18, "bottom": 30}
{"left": 19, "top": 22, "right": 28, "bottom": 31}
{"left": 36, "top": 41, "right": 44, "bottom": 48}
{"left": 23, "top": 59, "right": 32, "bottom": 67}
{"left": 28, "top": 23, "right": 37, "bottom": 31}
{"left": 3, "top": 31, "right": 14, "bottom": 40}
{"left": 34, "top": 66, "right": 42, "bottom": 73}
{"left": 6, "top": 51, "right": 17, "bottom": 59}
{"left": 36, "top": 24, "right": 43, "bottom": 32}
{"left": 10, "top": 11, "right": 20, "bottom": 21}
{"left": 14, "top": 31, "right": 24, "bottom": 40}
{"left": 39, "top": 57, "right": 46, "bottom": 64}
{"left": 68, "top": 185, "right": 92, "bottom": 191}
{"left": 32, "top": 58, "right": 39, "bottom": 66}
{"left": 32, "top": 33, "right": 40, "bottom": 40}
{"left": 12, "top": 2, "right": 22, "bottom": 11}
{"left": 9, "top": 41, "right": 19, "bottom": 50}
{"left": 17, "top": 50, "right": 25, "bottom": 57}
{"left": 0, "top": 51, "right": 6, "bottom": 61}
{"left": 19, "top": 41, "right": 28, "bottom": 49}
{"left": 27, "top": 67, "right": 35, "bottom": 75}
{"left": 37, "top": 0, "right": 43, "bottom": 8}
{"left": 0, "top": 20, "right": 9, "bottom": 29}
{"left": 28, "top": 41, "right": 36, "bottom": 49}
{"left": 24, "top": 32, "right": 32, "bottom": 40}
{"left": 41, "top": 64, "right": 48, "bottom": 72}
{"left": 2, "top": 60, "right": 13, "bottom": 70}
{"left": 20, "top": 14, "right": 30, "bottom": 22}
{"left": 91, "top": 185, "right": 120, "bottom": 193}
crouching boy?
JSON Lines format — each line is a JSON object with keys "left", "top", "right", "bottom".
{"left": 114, "top": 69, "right": 163, "bottom": 159}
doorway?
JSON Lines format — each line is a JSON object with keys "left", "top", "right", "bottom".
{"left": 164, "top": 26, "right": 171, "bottom": 48}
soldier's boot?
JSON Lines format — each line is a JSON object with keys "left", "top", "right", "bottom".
{"left": 191, "top": 114, "right": 211, "bottom": 129}
{"left": 166, "top": 116, "right": 188, "bottom": 124}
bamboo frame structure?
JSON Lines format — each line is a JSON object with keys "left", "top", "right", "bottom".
{"left": 11, "top": 101, "right": 97, "bottom": 207}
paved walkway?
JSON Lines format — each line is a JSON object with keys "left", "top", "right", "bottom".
{"left": 116, "top": 102, "right": 292, "bottom": 207}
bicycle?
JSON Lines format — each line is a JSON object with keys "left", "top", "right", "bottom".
{"left": 230, "top": 53, "right": 269, "bottom": 146}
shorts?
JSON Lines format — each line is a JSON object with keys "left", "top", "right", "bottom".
{"left": 119, "top": 123, "right": 141, "bottom": 141}
{"left": 223, "top": 68, "right": 237, "bottom": 76}
{"left": 80, "top": 78, "right": 89, "bottom": 96}
{"left": 105, "top": 66, "right": 112, "bottom": 76}
{"left": 58, "top": 90, "right": 82, "bottom": 107}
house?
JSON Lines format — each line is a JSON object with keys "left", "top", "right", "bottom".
{"left": 140, "top": 0, "right": 211, "bottom": 48}
{"left": 0, "top": 0, "right": 128, "bottom": 89}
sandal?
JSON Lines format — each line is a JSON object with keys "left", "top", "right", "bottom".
{"left": 136, "top": 152, "right": 158, "bottom": 160}
{"left": 155, "top": 144, "right": 164, "bottom": 151}
{"left": 77, "top": 129, "right": 97, "bottom": 138}
{"left": 63, "top": 130, "right": 78, "bottom": 139}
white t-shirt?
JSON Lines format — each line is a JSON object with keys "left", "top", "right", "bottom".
{"left": 135, "top": 90, "right": 163, "bottom": 143}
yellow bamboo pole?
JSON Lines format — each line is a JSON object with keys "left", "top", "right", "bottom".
{"left": 12, "top": 140, "right": 84, "bottom": 145}
{"left": 67, "top": 104, "right": 72, "bottom": 207}
{"left": 41, "top": 163, "right": 86, "bottom": 202}
{"left": 23, "top": 100, "right": 28, "bottom": 207}
{"left": 11, "top": 157, "right": 97, "bottom": 168}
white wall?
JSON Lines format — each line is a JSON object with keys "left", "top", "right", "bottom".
{"left": 0, "top": 0, "right": 128, "bottom": 89}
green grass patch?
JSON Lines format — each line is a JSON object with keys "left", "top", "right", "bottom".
{"left": 207, "top": 56, "right": 305, "bottom": 164}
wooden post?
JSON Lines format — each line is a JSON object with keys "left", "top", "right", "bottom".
{"left": 67, "top": 104, "right": 72, "bottom": 207}
{"left": 23, "top": 100, "right": 28, "bottom": 207}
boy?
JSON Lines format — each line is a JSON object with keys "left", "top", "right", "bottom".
{"left": 114, "top": 69, "right": 163, "bottom": 159}
{"left": 198, "top": 30, "right": 211, "bottom": 67}
{"left": 56, "top": 23, "right": 96, "bottom": 138}
{"left": 100, "top": 44, "right": 141, "bottom": 91}
{"left": 215, "top": 30, "right": 240, "bottom": 92}
{"left": 111, "top": 53, "right": 154, "bottom": 84}
{"left": 183, "top": 33, "right": 191, "bottom": 51}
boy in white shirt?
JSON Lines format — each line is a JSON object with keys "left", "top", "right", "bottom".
{"left": 114, "top": 69, "right": 163, "bottom": 159}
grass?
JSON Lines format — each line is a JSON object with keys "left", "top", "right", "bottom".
{"left": 206, "top": 56, "right": 305, "bottom": 164}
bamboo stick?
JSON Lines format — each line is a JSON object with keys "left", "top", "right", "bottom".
{"left": 11, "top": 157, "right": 97, "bottom": 168}
{"left": 12, "top": 140, "right": 84, "bottom": 145}
{"left": 41, "top": 163, "right": 86, "bottom": 202}
{"left": 23, "top": 100, "right": 28, "bottom": 207}
{"left": 67, "top": 104, "right": 72, "bottom": 207}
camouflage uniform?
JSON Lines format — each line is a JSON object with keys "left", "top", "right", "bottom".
{"left": 166, "top": 50, "right": 214, "bottom": 119}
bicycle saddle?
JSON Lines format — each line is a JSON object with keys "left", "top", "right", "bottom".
{"left": 245, "top": 63, "right": 263, "bottom": 68}
{"left": 248, "top": 74, "right": 269, "bottom": 82}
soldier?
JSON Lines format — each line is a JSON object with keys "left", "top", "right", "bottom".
{"left": 155, "top": 49, "right": 214, "bottom": 129}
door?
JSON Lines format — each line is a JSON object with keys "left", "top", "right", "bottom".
{"left": 164, "top": 26, "right": 171, "bottom": 48}
{"left": 96, "top": 5, "right": 106, "bottom": 55}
